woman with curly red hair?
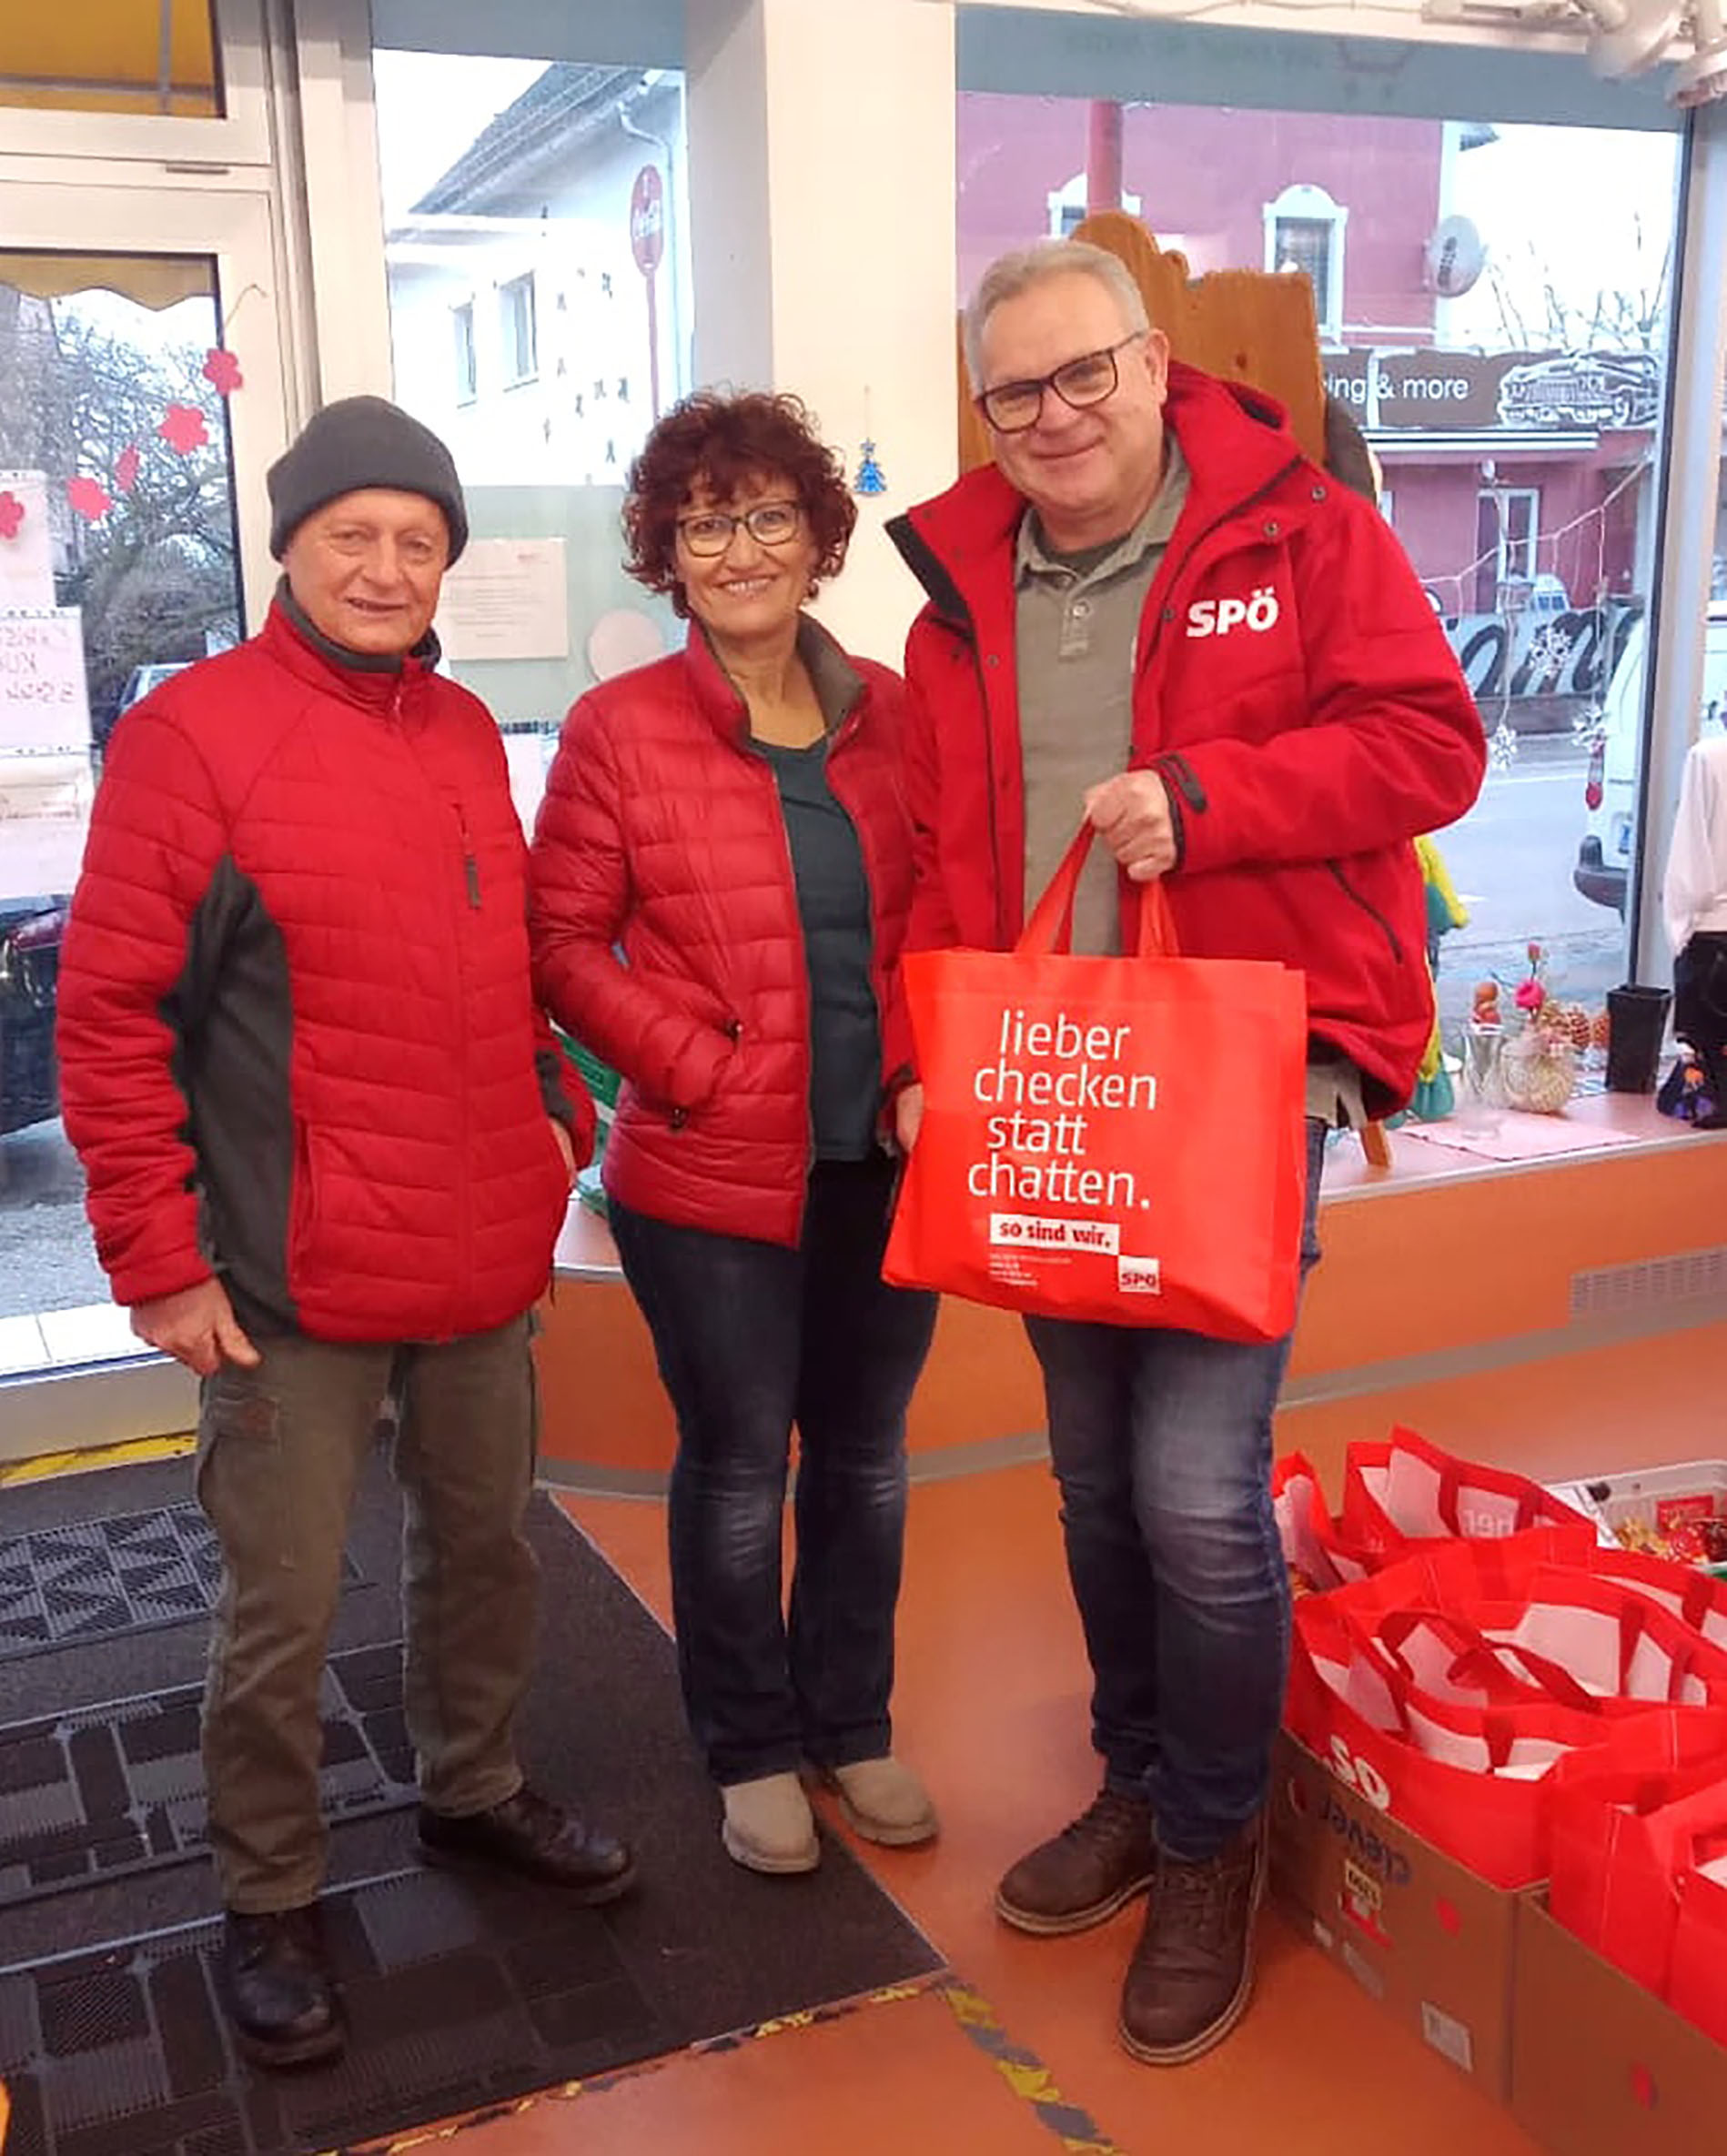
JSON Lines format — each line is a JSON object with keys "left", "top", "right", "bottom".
{"left": 529, "top": 391, "right": 938, "bottom": 1875}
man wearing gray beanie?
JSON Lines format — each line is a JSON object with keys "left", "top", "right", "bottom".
{"left": 56, "top": 395, "right": 634, "bottom": 2071}
{"left": 267, "top": 393, "right": 470, "bottom": 565}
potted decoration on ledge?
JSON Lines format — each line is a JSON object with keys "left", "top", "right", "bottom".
{"left": 1498, "top": 941, "right": 1588, "bottom": 1114}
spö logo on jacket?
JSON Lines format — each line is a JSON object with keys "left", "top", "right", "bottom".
{"left": 1187, "top": 587, "right": 1281, "bottom": 639}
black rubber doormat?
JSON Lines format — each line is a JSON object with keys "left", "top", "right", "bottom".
{"left": 0, "top": 1472, "right": 944, "bottom": 2154}
{"left": 0, "top": 1506, "right": 359, "bottom": 1663}
{"left": 0, "top": 1643, "right": 416, "bottom": 1911}
{"left": 0, "top": 1864, "right": 669, "bottom": 2156}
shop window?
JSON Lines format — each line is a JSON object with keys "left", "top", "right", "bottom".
{"left": 0, "top": 250, "right": 244, "bottom": 1336}
{"left": 452, "top": 299, "right": 477, "bottom": 404}
{"left": 499, "top": 272, "right": 537, "bottom": 386}
{"left": 958, "top": 81, "right": 1686, "bottom": 1062}
{"left": 371, "top": 46, "right": 690, "bottom": 831}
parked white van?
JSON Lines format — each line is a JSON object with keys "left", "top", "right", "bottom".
{"left": 1574, "top": 601, "right": 1727, "bottom": 915}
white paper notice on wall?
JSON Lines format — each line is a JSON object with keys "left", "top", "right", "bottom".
{"left": 437, "top": 539, "right": 570, "bottom": 662}
{"left": 0, "top": 471, "right": 56, "bottom": 612}
{"left": 0, "top": 751, "right": 95, "bottom": 899}
{"left": 0, "top": 610, "right": 93, "bottom": 753}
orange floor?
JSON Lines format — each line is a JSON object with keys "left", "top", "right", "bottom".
{"left": 346, "top": 1329, "right": 1727, "bottom": 2156}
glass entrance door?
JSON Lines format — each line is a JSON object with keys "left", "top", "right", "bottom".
{"left": 0, "top": 180, "right": 286, "bottom": 1443}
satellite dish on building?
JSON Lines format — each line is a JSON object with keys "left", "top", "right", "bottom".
{"left": 1426, "top": 215, "right": 1486, "bottom": 299}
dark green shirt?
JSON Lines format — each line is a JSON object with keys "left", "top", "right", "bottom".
{"left": 761, "top": 738, "right": 881, "bottom": 1160}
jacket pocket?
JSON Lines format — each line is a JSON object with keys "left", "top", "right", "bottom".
{"left": 663, "top": 1020, "right": 741, "bottom": 1122}
{"left": 1327, "top": 860, "right": 1406, "bottom": 965}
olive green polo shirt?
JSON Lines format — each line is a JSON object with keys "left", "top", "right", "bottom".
{"left": 1015, "top": 434, "right": 1189, "bottom": 962}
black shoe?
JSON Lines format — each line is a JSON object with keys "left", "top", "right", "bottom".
{"left": 220, "top": 1904, "right": 345, "bottom": 2070}
{"left": 417, "top": 1784, "right": 637, "bottom": 1901}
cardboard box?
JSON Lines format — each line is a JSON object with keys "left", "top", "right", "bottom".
{"left": 1510, "top": 1890, "right": 1727, "bottom": 2156}
{"left": 1268, "top": 1730, "right": 1520, "bottom": 2097}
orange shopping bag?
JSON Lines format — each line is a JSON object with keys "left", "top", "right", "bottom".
{"left": 884, "top": 828, "right": 1309, "bottom": 1340}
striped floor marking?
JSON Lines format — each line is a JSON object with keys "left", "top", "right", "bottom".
{"left": 0, "top": 1432, "right": 194, "bottom": 1486}
{"left": 939, "top": 1980, "right": 1128, "bottom": 2154}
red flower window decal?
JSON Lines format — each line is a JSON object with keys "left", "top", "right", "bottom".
{"left": 67, "top": 476, "right": 113, "bottom": 522}
{"left": 159, "top": 404, "right": 209, "bottom": 455}
{"left": 0, "top": 490, "right": 24, "bottom": 542}
{"left": 202, "top": 347, "right": 244, "bottom": 396}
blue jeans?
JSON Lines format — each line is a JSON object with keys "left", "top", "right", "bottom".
{"left": 1023, "top": 1118, "right": 1328, "bottom": 1862}
{"left": 610, "top": 1155, "right": 938, "bottom": 1786}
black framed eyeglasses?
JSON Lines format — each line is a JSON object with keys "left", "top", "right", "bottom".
{"left": 676, "top": 499, "right": 803, "bottom": 557}
{"left": 975, "top": 332, "right": 1146, "bottom": 434}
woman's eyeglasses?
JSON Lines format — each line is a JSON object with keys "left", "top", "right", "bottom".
{"left": 676, "top": 500, "right": 803, "bottom": 557}
{"left": 975, "top": 333, "right": 1145, "bottom": 434}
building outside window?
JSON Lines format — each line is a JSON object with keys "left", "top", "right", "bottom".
{"left": 1478, "top": 483, "right": 1541, "bottom": 609}
{"left": 452, "top": 297, "right": 477, "bottom": 402}
{"left": 1046, "top": 170, "right": 1141, "bottom": 237}
{"left": 499, "top": 270, "right": 537, "bottom": 385}
{"left": 1265, "top": 184, "right": 1347, "bottom": 340}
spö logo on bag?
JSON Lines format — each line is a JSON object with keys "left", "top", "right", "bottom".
{"left": 1187, "top": 586, "right": 1280, "bottom": 639}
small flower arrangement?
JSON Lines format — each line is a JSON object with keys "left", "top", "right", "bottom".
{"left": 1493, "top": 942, "right": 1591, "bottom": 1051}
{"left": 1514, "top": 940, "right": 1549, "bottom": 1019}
{"left": 1499, "top": 942, "right": 1581, "bottom": 1111}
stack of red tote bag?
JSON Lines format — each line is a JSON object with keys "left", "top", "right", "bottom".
{"left": 1278, "top": 1426, "right": 1727, "bottom": 2043}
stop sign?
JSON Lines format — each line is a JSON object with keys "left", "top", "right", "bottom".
{"left": 630, "top": 166, "right": 664, "bottom": 277}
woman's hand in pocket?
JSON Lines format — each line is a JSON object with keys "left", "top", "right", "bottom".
{"left": 894, "top": 1082, "right": 924, "bottom": 1154}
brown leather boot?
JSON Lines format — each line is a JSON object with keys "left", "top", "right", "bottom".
{"left": 1117, "top": 1817, "right": 1266, "bottom": 2065}
{"left": 995, "top": 1788, "right": 1157, "bottom": 1936}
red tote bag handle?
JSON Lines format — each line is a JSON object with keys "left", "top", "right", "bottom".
{"left": 1018, "top": 824, "right": 1178, "bottom": 960}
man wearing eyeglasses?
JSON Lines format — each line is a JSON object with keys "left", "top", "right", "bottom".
{"left": 886, "top": 240, "right": 1483, "bottom": 2065}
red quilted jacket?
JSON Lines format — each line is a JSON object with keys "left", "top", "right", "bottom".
{"left": 56, "top": 599, "right": 588, "bottom": 1341}
{"left": 529, "top": 620, "right": 914, "bottom": 1246}
{"left": 888, "top": 361, "right": 1486, "bottom": 1115}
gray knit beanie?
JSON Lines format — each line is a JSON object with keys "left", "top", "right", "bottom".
{"left": 267, "top": 395, "right": 469, "bottom": 562}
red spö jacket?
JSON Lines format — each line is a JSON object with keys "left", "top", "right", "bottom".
{"left": 56, "top": 600, "right": 589, "bottom": 1342}
{"left": 887, "top": 361, "right": 1487, "bottom": 1117}
{"left": 529, "top": 621, "right": 914, "bottom": 1246}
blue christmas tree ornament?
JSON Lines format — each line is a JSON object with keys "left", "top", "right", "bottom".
{"left": 853, "top": 439, "right": 886, "bottom": 496}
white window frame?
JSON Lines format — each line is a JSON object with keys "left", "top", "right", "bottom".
{"left": 499, "top": 269, "right": 538, "bottom": 387}
{"left": 452, "top": 297, "right": 477, "bottom": 403}
{"left": 1263, "top": 182, "right": 1348, "bottom": 341}
{"left": 1482, "top": 486, "right": 1541, "bottom": 587}
{"left": 0, "top": 0, "right": 274, "bottom": 168}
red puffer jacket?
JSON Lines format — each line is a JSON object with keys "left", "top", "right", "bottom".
{"left": 887, "top": 361, "right": 1486, "bottom": 1116}
{"left": 529, "top": 620, "right": 914, "bottom": 1246}
{"left": 56, "top": 600, "right": 587, "bottom": 1341}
